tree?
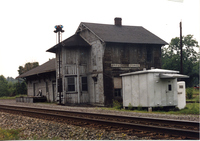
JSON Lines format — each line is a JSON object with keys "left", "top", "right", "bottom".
{"left": 18, "top": 62, "right": 39, "bottom": 75}
{"left": 162, "top": 34, "right": 199, "bottom": 87}
{"left": 13, "top": 81, "right": 27, "bottom": 95}
{"left": 0, "top": 75, "right": 9, "bottom": 96}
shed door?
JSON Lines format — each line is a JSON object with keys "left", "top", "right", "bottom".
{"left": 164, "top": 80, "right": 174, "bottom": 106}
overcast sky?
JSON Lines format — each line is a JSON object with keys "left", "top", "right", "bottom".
{"left": 0, "top": 0, "right": 199, "bottom": 78}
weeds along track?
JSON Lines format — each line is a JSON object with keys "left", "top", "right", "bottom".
{"left": 0, "top": 104, "right": 199, "bottom": 140}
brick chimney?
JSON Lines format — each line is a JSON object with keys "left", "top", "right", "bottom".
{"left": 114, "top": 17, "right": 122, "bottom": 26}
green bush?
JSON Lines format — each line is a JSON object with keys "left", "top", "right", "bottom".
{"left": 179, "top": 103, "right": 199, "bottom": 114}
{"left": 112, "top": 99, "right": 122, "bottom": 109}
{"left": 137, "top": 105, "right": 143, "bottom": 111}
{"left": 186, "top": 88, "right": 193, "bottom": 99}
{"left": 195, "top": 95, "right": 199, "bottom": 103}
{"left": 128, "top": 103, "right": 133, "bottom": 110}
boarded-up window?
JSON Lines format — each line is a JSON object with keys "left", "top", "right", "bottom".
{"left": 114, "top": 77, "right": 122, "bottom": 97}
{"left": 67, "top": 77, "right": 75, "bottom": 91}
{"left": 82, "top": 77, "right": 88, "bottom": 91}
{"left": 114, "top": 77, "right": 122, "bottom": 89}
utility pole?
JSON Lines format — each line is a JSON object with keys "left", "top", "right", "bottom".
{"left": 180, "top": 21, "right": 183, "bottom": 74}
{"left": 54, "top": 25, "right": 64, "bottom": 105}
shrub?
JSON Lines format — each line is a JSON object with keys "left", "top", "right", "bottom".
{"left": 112, "top": 99, "right": 122, "bottom": 109}
{"left": 137, "top": 105, "right": 143, "bottom": 111}
{"left": 195, "top": 95, "right": 199, "bottom": 103}
{"left": 179, "top": 103, "right": 199, "bottom": 114}
{"left": 128, "top": 103, "right": 133, "bottom": 110}
{"left": 186, "top": 88, "right": 193, "bottom": 99}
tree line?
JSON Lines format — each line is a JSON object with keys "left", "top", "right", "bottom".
{"left": 0, "top": 62, "right": 39, "bottom": 97}
{"left": 162, "top": 34, "right": 199, "bottom": 87}
{"left": 0, "top": 75, "right": 27, "bottom": 97}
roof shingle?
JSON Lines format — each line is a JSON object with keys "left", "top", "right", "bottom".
{"left": 80, "top": 22, "right": 168, "bottom": 45}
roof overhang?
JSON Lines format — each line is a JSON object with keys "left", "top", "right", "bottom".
{"left": 47, "top": 34, "right": 91, "bottom": 53}
{"left": 16, "top": 59, "right": 56, "bottom": 79}
{"left": 159, "top": 74, "right": 189, "bottom": 79}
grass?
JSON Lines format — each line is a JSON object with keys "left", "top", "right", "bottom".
{"left": 0, "top": 94, "right": 27, "bottom": 100}
{"left": 100, "top": 102, "right": 199, "bottom": 115}
{"left": 176, "top": 103, "right": 199, "bottom": 114}
{"left": 0, "top": 128, "right": 21, "bottom": 140}
{"left": 186, "top": 88, "right": 199, "bottom": 103}
{"left": 0, "top": 128, "right": 62, "bottom": 140}
{"left": 193, "top": 88, "right": 199, "bottom": 95}
{"left": 1, "top": 93, "right": 199, "bottom": 115}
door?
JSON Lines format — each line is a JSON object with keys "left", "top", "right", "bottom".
{"left": 165, "top": 80, "right": 174, "bottom": 106}
{"left": 33, "top": 83, "right": 38, "bottom": 96}
{"left": 52, "top": 82, "right": 56, "bottom": 102}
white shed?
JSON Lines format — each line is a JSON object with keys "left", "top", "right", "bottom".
{"left": 120, "top": 68, "right": 189, "bottom": 108}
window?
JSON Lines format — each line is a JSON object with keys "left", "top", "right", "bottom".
{"left": 82, "top": 77, "right": 88, "bottom": 91}
{"left": 168, "top": 84, "right": 172, "bottom": 91}
{"left": 147, "top": 47, "right": 152, "bottom": 62}
{"left": 67, "top": 77, "right": 75, "bottom": 91}
{"left": 46, "top": 82, "right": 48, "bottom": 92}
{"left": 114, "top": 89, "right": 121, "bottom": 97}
{"left": 179, "top": 85, "right": 183, "bottom": 89}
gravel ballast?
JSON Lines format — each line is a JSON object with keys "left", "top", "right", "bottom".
{"left": 0, "top": 112, "right": 146, "bottom": 140}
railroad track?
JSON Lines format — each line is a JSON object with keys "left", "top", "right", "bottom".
{"left": 0, "top": 104, "right": 199, "bottom": 139}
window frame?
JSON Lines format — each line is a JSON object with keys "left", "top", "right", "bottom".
{"left": 81, "top": 76, "right": 88, "bottom": 91}
{"left": 114, "top": 88, "right": 122, "bottom": 97}
{"left": 67, "top": 77, "right": 76, "bottom": 92}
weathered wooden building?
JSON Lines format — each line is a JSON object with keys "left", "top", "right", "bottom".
{"left": 47, "top": 18, "right": 168, "bottom": 106}
{"left": 17, "top": 59, "right": 57, "bottom": 102}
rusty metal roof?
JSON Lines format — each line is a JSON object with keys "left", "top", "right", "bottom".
{"left": 16, "top": 58, "right": 56, "bottom": 78}
{"left": 78, "top": 22, "right": 168, "bottom": 45}
{"left": 47, "top": 34, "right": 90, "bottom": 53}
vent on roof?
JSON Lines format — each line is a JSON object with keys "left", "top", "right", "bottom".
{"left": 114, "top": 17, "right": 122, "bottom": 26}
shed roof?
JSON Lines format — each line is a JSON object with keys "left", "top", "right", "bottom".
{"left": 78, "top": 22, "right": 168, "bottom": 45}
{"left": 16, "top": 58, "right": 56, "bottom": 78}
{"left": 159, "top": 74, "right": 189, "bottom": 79}
{"left": 120, "top": 69, "right": 179, "bottom": 76}
{"left": 120, "top": 68, "right": 189, "bottom": 79}
{"left": 47, "top": 34, "right": 90, "bottom": 53}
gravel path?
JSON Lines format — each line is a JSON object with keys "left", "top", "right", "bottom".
{"left": 0, "top": 99, "right": 199, "bottom": 140}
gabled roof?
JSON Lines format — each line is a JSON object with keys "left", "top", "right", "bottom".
{"left": 47, "top": 34, "right": 90, "bottom": 53}
{"left": 78, "top": 22, "right": 168, "bottom": 45}
{"left": 16, "top": 58, "right": 56, "bottom": 78}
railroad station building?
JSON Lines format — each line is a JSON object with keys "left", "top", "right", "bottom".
{"left": 18, "top": 18, "right": 168, "bottom": 106}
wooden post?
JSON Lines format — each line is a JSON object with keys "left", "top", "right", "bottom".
{"left": 180, "top": 21, "right": 183, "bottom": 74}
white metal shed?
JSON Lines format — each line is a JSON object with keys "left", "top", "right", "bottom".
{"left": 120, "top": 68, "right": 189, "bottom": 108}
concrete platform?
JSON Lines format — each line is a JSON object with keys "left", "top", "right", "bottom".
{"left": 16, "top": 96, "right": 47, "bottom": 103}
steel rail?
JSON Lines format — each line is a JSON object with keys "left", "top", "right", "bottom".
{"left": 0, "top": 104, "right": 198, "bottom": 128}
{"left": 0, "top": 104, "right": 199, "bottom": 139}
